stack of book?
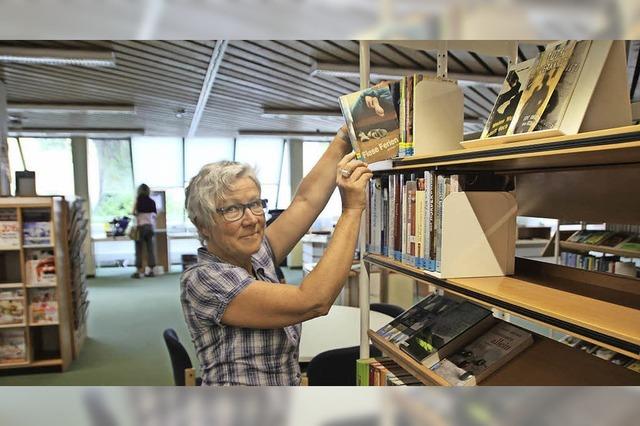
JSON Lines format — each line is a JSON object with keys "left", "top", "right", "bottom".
{"left": 356, "top": 357, "right": 422, "bottom": 386}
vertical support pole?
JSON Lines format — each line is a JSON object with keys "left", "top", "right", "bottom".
{"left": 71, "top": 137, "right": 96, "bottom": 276}
{"left": 0, "top": 81, "right": 9, "bottom": 196}
{"left": 287, "top": 138, "right": 304, "bottom": 268}
{"left": 359, "top": 40, "right": 371, "bottom": 360}
{"left": 508, "top": 41, "right": 519, "bottom": 67}
{"left": 436, "top": 41, "right": 448, "bottom": 79}
{"left": 554, "top": 219, "right": 561, "bottom": 264}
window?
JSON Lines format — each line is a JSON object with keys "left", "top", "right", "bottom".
{"left": 7, "top": 137, "right": 74, "bottom": 199}
{"left": 87, "top": 139, "right": 134, "bottom": 235}
{"left": 184, "top": 137, "right": 234, "bottom": 183}
{"left": 303, "top": 141, "right": 341, "bottom": 230}
{"left": 235, "top": 137, "right": 285, "bottom": 211}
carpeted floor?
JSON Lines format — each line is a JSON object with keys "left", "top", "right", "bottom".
{"left": 0, "top": 266, "right": 303, "bottom": 385}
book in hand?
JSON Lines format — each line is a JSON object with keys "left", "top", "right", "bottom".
{"left": 481, "top": 58, "right": 535, "bottom": 138}
{"left": 29, "top": 288, "right": 58, "bottom": 324}
{"left": 0, "top": 329, "right": 26, "bottom": 362}
{"left": 443, "top": 322, "right": 533, "bottom": 384}
{"left": 376, "top": 293, "right": 458, "bottom": 345}
{"left": 25, "top": 250, "right": 57, "bottom": 286}
{"left": 339, "top": 84, "right": 400, "bottom": 164}
{"left": 398, "top": 301, "right": 492, "bottom": 367}
{"left": 0, "top": 289, "right": 25, "bottom": 325}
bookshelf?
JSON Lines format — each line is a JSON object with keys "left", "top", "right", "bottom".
{"left": 356, "top": 41, "right": 640, "bottom": 385}
{"left": 0, "top": 197, "right": 74, "bottom": 372}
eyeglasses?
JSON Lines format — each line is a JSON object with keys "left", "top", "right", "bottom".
{"left": 216, "top": 199, "right": 267, "bottom": 222}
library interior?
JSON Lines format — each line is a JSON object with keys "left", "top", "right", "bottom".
{"left": 0, "top": 40, "right": 639, "bottom": 387}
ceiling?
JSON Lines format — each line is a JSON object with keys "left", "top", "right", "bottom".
{"left": 1, "top": 40, "right": 639, "bottom": 139}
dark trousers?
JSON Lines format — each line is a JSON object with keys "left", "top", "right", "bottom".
{"left": 135, "top": 224, "right": 156, "bottom": 268}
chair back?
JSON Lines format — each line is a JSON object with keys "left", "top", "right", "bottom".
{"left": 306, "top": 345, "right": 382, "bottom": 386}
{"left": 162, "top": 328, "right": 193, "bottom": 386}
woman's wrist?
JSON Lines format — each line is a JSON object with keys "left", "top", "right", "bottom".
{"left": 334, "top": 126, "right": 352, "bottom": 154}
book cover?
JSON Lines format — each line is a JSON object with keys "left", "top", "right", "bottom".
{"left": 618, "top": 235, "right": 640, "bottom": 252}
{"left": 406, "top": 179, "right": 417, "bottom": 266}
{"left": 430, "top": 358, "right": 476, "bottom": 386}
{"left": 25, "top": 250, "right": 57, "bottom": 286}
{"left": 339, "top": 84, "right": 400, "bottom": 164}
{"left": 599, "top": 232, "right": 632, "bottom": 248}
{"left": 399, "top": 302, "right": 492, "bottom": 367}
{"left": 535, "top": 40, "right": 592, "bottom": 131}
{"left": 387, "top": 175, "right": 396, "bottom": 260}
{"left": 0, "top": 290, "right": 25, "bottom": 325}
{"left": 0, "top": 221, "right": 20, "bottom": 250}
{"left": 509, "top": 40, "right": 576, "bottom": 134}
{"left": 0, "top": 329, "right": 26, "bottom": 362}
{"left": 481, "top": 59, "right": 535, "bottom": 138}
{"left": 29, "top": 288, "right": 58, "bottom": 324}
{"left": 376, "top": 293, "right": 458, "bottom": 345}
{"left": 393, "top": 174, "right": 402, "bottom": 260}
{"left": 22, "top": 221, "right": 52, "bottom": 246}
{"left": 445, "top": 322, "right": 533, "bottom": 383}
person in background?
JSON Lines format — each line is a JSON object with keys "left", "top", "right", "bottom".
{"left": 181, "top": 125, "right": 372, "bottom": 385}
{"left": 132, "top": 183, "right": 157, "bottom": 279}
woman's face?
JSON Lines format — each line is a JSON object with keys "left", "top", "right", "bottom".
{"left": 206, "top": 176, "right": 265, "bottom": 261}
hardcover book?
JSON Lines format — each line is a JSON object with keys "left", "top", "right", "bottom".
{"left": 399, "top": 301, "right": 493, "bottom": 367}
{"left": 376, "top": 293, "right": 458, "bottom": 345}
{"left": 481, "top": 59, "right": 535, "bottom": 138}
{"left": 509, "top": 40, "right": 577, "bottom": 134}
{"left": 339, "top": 84, "right": 400, "bottom": 163}
{"left": 443, "top": 322, "right": 533, "bottom": 384}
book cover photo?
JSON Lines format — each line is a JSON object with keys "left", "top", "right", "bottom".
{"left": 339, "top": 84, "right": 400, "bottom": 164}
{"left": 29, "top": 288, "right": 58, "bottom": 324}
{"left": 25, "top": 250, "right": 57, "bottom": 286}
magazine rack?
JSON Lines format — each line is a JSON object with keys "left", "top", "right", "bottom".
{"left": 0, "top": 196, "right": 73, "bottom": 372}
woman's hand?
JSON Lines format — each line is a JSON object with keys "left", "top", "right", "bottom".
{"left": 336, "top": 152, "right": 373, "bottom": 211}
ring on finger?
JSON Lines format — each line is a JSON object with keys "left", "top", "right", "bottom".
{"left": 340, "top": 168, "right": 352, "bottom": 178}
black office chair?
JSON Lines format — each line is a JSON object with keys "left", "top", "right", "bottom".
{"left": 370, "top": 303, "right": 405, "bottom": 318}
{"left": 307, "top": 344, "right": 382, "bottom": 386}
{"left": 162, "top": 328, "right": 201, "bottom": 386}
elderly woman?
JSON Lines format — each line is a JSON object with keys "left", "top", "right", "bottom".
{"left": 181, "top": 127, "right": 372, "bottom": 386}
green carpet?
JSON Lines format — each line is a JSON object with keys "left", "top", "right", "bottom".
{"left": 0, "top": 266, "right": 303, "bottom": 385}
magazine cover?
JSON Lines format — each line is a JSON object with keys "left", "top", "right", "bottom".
{"left": 29, "top": 288, "right": 58, "bottom": 324}
{"left": 25, "top": 250, "right": 57, "bottom": 286}
{"left": 339, "top": 84, "right": 400, "bottom": 164}
{"left": 0, "top": 290, "right": 25, "bottom": 325}
{"left": 509, "top": 40, "right": 577, "bottom": 134}
{"left": 0, "top": 221, "right": 20, "bottom": 249}
{"left": 481, "top": 58, "right": 535, "bottom": 138}
{"left": 22, "top": 221, "right": 52, "bottom": 246}
{"left": 0, "top": 329, "right": 26, "bottom": 362}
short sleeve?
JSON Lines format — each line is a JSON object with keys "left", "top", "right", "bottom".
{"left": 184, "top": 264, "right": 254, "bottom": 326}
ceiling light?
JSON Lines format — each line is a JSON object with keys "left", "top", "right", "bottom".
{"left": 311, "top": 61, "right": 504, "bottom": 88}
{"left": 0, "top": 47, "right": 116, "bottom": 67}
{"left": 7, "top": 128, "right": 145, "bottom": 137}
{"left": 7, "top": 103, "right": 135, "bottom": 114}
{"left": 261, "top": 108, "right": 342, "bottom": 118}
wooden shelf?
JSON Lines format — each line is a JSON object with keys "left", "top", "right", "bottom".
{"left": 0, "top": 247, "right": 21, "bottom": 252}
{"left": 0, "top": 283, "right": 23, "bottom": 289}
{"left": 0, "top": 360, "right": 30, "bottom": 369}
{"left": 0, "top": 323, "right": 27, "bottom": 329}
{"left": 369, "top": 329, "right": 640, "bottom": 385}
{"left": 374, "top": 125, "right": 640, "bottom": 172}
{"left": 561, "top": 241, "right": 640, "bottom": 258}
{"left": 22, "top": 244, "right": 54, "bottom": 249}
{"left": 29, "top": 322, "right": 59, "bottom": 327}
{"left": 25, "top": 284, "right": 57, "bottom": 289}
{"left": 0, "top": 358, "right": 62, "bottom": 370}
{"left": 364, "top": 253, "right": 640, "bottom": 357}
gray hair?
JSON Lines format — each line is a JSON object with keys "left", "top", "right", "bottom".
{"left": 185, "top": 161, "right": 261, "bottom": 244}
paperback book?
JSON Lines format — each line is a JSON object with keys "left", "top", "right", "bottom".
{"left": 339, "top": 84, "right": 400, "bottom": 163}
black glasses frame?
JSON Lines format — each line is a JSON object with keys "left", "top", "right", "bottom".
{"left": 216, "top": 199, "right": 268, "bottom": 222}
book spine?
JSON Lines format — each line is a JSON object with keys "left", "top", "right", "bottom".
{"left": 415, "top": 178, "right": 425, "bottom": 269}
{"left": 401, "top": 175, "right": 408, "bottom": 263}
{"left": 382, "top": 182, "right": 388, "bottom": 256}
{"left": 394, "top": 174, "right": 402, "bottom": 261}
{"left": 388, "top": 175, "right": 395, "bottom": 259}
{"left": 434, "top": 175, "right": 446, "bottom": 272}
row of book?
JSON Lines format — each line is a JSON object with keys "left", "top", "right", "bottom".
{"left": 68, "top": 198, "right": 90, "bottom": 331}
{"left": 357, "top": 357, "right": 422, "bottom": 386}
{"left": 372, "top": 293, "right": 534, "bottom": 386}
{"left": 565, "top": 229, "right": 640, "bottom": 253}
{"left": 0, "top": 208, "right": 53, "bottom": 249}
{"left": 366, "top": 172, "right": 511, "bottom": 272}
{"left": 559, "top": 335, "right": 640, "bottom": 374}
{"left": 481, "top": 40, "right": 592, "bottom": 138}
{"left": 0, "top": 288, "right": 59, "bottom": 325}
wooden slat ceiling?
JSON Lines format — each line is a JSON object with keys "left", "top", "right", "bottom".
{"left": 1, "top": 40, "right": 638, "bottom": 138}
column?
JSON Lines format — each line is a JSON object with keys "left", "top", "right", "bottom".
{"left": 71, "top": 137, "right": 97, "bottom": 276}
{"left": 0, "top": 81, "right": 9, "bottom": 196}
{"left": 286, "top": 138, "right": 304, "bottom": 268}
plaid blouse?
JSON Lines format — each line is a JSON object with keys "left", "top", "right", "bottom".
{"left": 180, "top": 237, "right": 302, "bottom": 386}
